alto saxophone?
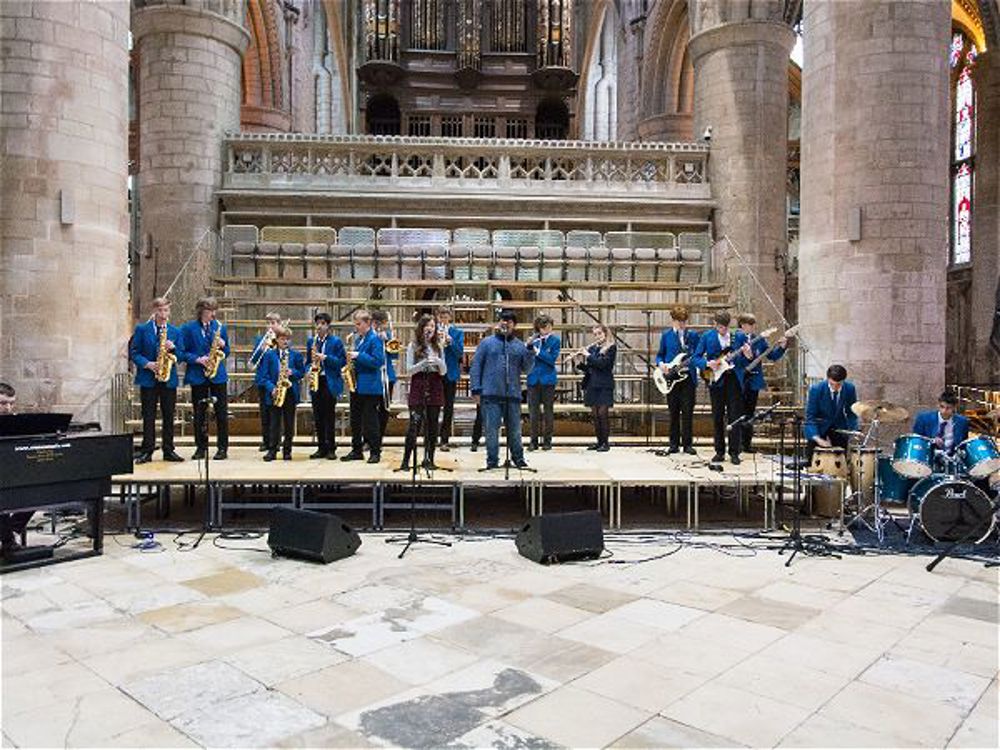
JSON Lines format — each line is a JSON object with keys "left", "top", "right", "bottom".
{"left": 154, "top": 323, "right": 176, "bottom": 383}
{"left": 204, "top": 326, "right": 225, "bottom": 379}
{"left": 273, "top": 350, "right": 292, "bottom": 408}
{"left": 308, "top": 334, "right": 323, "bottom": 393}
{"left": 342, "top": 333, "right": 357, "bottom": 393}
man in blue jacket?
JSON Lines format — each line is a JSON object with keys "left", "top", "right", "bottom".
{"left": 694, "top": 312, "right": 750, "bottom": 464}
{"left": 259, "top": 327, "right": 305, "bottom": 461}
{"left": 181, "top": 297, "right": 230, "bottom": 461}
{"left": 470, "top": 310, "right": 535, "bottom": 470}
{"left": 737, "top": 314, "right": 787, "bottom": 453}
{"left": 436, "top": 306, "right": 465, "bottom": 451}
{"left": 130, "top": 297, "right": 185, "bottom": 463}
{"left": 526, "top": 314, "right": 561, "bottom": 451}
{"left": 341, "top": 310, "right": 386, "bottom": 464}
{"left": 307, "top": 312, "right": 346, "bottom": 459}
{"left": 911, "top": 390, "right": 969, "bottom": 456}
{"left": 656, "top": 305, "right": 701, "bottom": 455}
{"left": 804, "top": 364, "right": 858, "bottom": 460}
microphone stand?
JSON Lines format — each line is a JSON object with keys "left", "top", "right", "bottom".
{"left": 198, "top": 395, "right": 213, "bottom": 535}
{"left": 642, "top": 309, "right": 653, "bottom": 447}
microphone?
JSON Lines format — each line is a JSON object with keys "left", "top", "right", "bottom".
{"left": 197, "top": 396, "right": 218, "bottom": 405}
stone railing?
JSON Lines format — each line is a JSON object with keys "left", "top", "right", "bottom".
{"left": 222, "top": 134, "right": 710, "bottom": 200}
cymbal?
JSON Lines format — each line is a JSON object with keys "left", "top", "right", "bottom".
{"left": 834, "top": 429, "right": 865, "bottom": 440}
{"left": 851, "top": 400, "right": 910, "bottom": 423}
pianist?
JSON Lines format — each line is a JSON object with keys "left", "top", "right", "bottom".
{"left": 0, "top": 383, "right": 34, "bottom": 557}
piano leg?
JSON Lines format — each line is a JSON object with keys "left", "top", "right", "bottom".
{"left": 92, "top": 493, "right": 104, "bottom": 554}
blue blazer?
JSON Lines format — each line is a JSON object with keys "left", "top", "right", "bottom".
{"left": 443, "top": 325, "right": 464, "bottom": 382}
{"left": 804, "top": 381, "right": 859, "bottom": 442}
{"left": 912, "top": 410, "right": 970, "bottom": 452}
{"left": 655, "top": 327, "right": 700, "bottom": 380}
{"left": 742, "top": 337, "right": 786, "bottom": 392}
{"left": 130, "top": 320, "right": 184, "bottom": 389}
{"left": 576, "top": 344, "right": 616, "bottom": 391}
{"left": 258, "top": 347, "right": 306, "bottom": 406}
{"left": 351, "top": 329, "right": 386, "bottom": 396}
{"left": 380, "top": 329, "right": 399, "bottom": 384}
{"left": 307, "top": 334, "right": 348, "bottom": 398}
{"left": 693, "top": 329, "right": 749, "bottom": 388}
{"left": 252, "top": 334, "right": 275, "bottom": 388}
{"left": 526, "top": 335, "right": 561, "bottom": 387}
{"left": 181, "top": 319, "right": 230, "bottom": 385}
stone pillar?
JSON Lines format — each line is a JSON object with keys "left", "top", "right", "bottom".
{"left": 688, "top": 4, "right": 795, "bottom": 316}
{"left": 0, "top": 1, "right": 130, "bottom": 424}
{"left": 798, "top": 0, "right": 950, "bottom": 409}
{"left": 132, "top": 0, "right": 249, "bottom": 313}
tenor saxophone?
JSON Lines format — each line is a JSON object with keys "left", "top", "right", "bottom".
{"left": 154, "top": 323, "right": 176, "bottom": 383}
{"left": 341, "top": 333, "right": 357, "bottom": 393}
{"left": 204, "top": 326, "right": 225, "bottom": 379}
{"left": 273, "top": 351, "right": 292, "bottom": 408}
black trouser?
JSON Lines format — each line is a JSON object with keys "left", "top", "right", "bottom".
{"left": 377, "top": 381, "right": 395, "bottom": 439}
{"left": 191, "top": 382, "right": 228, "bottom": 451}
{"left": 667, "top": 376, "right": 696, "bottom": 450}
{"left": 350, "top": 392, "right": 382, "bottom": 454}
{"left": 471, "top": 402, "right": 482, "bottom": 445}
{"left": 592, "top": 405, "right": 611, "bottom": 446}
{"left": 741, "top": 385, "right": 760, "bottom": 451}
{"left": 139, "top": 384, "right": 176, "bottom": 455}
{"left": 527, "top": 384, "right": 555, "bottom": 445}
{"left": 311, "top": 378, "right": 336, "bottom": 453}
{"left": 440, "top": 378, "right": 458, "bottom": 443}
{"left": 269, "top": 398, "right": 296, "bottom": 455}
{"left": 403, "top": 404, "right": 441, "bottom": 466}
{"left": 1, "top": 512, "right": 33, "bottom": 546}
{"left": 709, "top": 371, "right": 743, "bottom": 458}
{"left": 257, "top": 385, "right": 271, "bottom": 447}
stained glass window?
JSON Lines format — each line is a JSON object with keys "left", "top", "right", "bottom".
{"left": 950, "top": 31, "right": 976, "bottom": 266}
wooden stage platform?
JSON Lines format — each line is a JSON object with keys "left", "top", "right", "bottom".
{"left": 112, "top": 446, "right": 807, "bottom": 533}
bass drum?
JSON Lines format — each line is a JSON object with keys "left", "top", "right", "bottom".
{"left": 910, "top": 476, "right": 996, "bottom": 544}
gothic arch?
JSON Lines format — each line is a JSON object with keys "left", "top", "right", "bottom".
{"left": 576, "top": 0, "right": 618, "bottom": 141}
{"left": 241, "top": 0, "right": 290, "bottom": 131}
{"left": 321, "top": 0, "right": 355, "bottom": 133}
{"left": 639, "top": 0, "right": 693, "bottom": 140}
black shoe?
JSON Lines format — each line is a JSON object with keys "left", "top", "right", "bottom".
{"left": 340, "top": 452, "right": 365, "bottom": 462}
{"left": 514, "top": 459, "right": 530, "bottom": 469}
{"left": 213, "top": 450, "right": 227, "bottom": 461}
{"left": 134, "top": 452, "right": 151, "bottom": 464}
{"left": 729, "top": 455, "right": 741, "bottom": 465}
{"left": 485, "top": 462, "right": 498, "bottom": 470}
{"left": 162, "top": 451, "right": 184, "bottom": 462}
{"left": 263, "top": 451, "right": 277, "bottom": 462}
{"left": 587, "top": 443, "right": 600, "bottom": 451}
{"left": 684, "top": 447, "right": 698, "bottom": 456}
{"left": 596, "top": 443, "right": 610, "bottom": 453}
{"left": 398, "top": 461, "right": 411, "bottom": 472}
{"left": 367, "top": 453, "right": 381, "bottom": 464}
{"left": 470, "top": 442, "right": 479, "bottom": 452}
{"left": 283, "top": 452, "right": 292, "bottom": 461}
{"left": 309, "top": 449, "right": 328, "bottom": 459}
{"left": 258, "top": 443, "right": 269, "bottom": 452}
{"left": 712, "top": 454, "right": 725, "bottom": 464}
{"left": 667, "top": 447, "right": 679, "bottom": 455}
{"left": 542, "top": 441, "right": 552, "bottom": 451}
{"left": 439, "top": 442, "right": 451, "bottom": 452}
{"left": 527, "top": 442, "right": 538, "bottom": 452}
{"left": 192, "top": 449, "right": 206, "bottom": 461}
{"left": 326, "top": 450, "right": 338, "bottom": 460}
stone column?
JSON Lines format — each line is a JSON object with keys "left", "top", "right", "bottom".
{"left": 688, "top": 3, "right": 795, "bottom": 317}
{"left": 0, "top": 1, "right": 130, "bottom": 424}
{"left": 132, "top": 0, "right": 249, "bottom": 313}
{"left": 798, "top": 0, "right": 950, "bottom": 409}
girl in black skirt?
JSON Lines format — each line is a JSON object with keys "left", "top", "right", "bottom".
{"left": 400, "top": 314, "right": 447, "bottom": 471}
{"left": 575, "top": 323, "right": 617, "bottom": 452}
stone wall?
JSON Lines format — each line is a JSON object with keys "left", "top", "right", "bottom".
{"left": 0, "top": 0, "right": 130, "bottom": 424}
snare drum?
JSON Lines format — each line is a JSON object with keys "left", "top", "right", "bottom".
{"left": 958, "top": 436, "right": 1000, "bottom": 479}
{"left": 811, "top": 447, "right": 848, "bottom": 479}
{"left": 849, "top": 448, "right": 879, "bottom": 493}
{"left": 877, "top": 456, "right": 915, "bottom": 504}
{"left": 892, "top": 434, "right": 933, "bottom": 479}
{"left": 910, "top": 475, "right": 995, "bottom": 543}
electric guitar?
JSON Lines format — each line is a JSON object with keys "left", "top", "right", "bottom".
{"left": 652, "top": 352, "right": 691, "bottom": 395}
{"left": 701, "top": 327, "right": 777, "bottom": 384}
{"left": 743, "top": 324, "right": 799, "bottom": 373}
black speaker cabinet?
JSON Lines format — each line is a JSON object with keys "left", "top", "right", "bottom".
{"left": 515, "top": 511, "right": 604, "bottom": 564}
{"left": 267, "top": 507, "right": 361, "bottom": 564}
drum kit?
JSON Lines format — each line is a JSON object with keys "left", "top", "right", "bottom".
{"left": 806, "top": 400, "right": 1000, "bottom": 546}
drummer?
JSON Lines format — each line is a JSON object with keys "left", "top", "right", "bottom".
{"left": 804, "top": 364, "right": 858, "bottom": 460}
{"left": 911, "top": 390, "right": 969, "bottom": 456}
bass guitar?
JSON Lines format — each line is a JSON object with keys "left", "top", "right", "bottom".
{"left": 652, "top": 352, "right": 691, "bottom": 395}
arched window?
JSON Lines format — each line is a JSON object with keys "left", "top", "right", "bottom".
{"left": 950, "top": 31, "right": 977, "bottom": 266}
{"left": 366, "top": 94, "right": 401, "bottom": 135}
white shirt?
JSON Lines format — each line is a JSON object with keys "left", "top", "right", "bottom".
{"left": 717, "top": 331, "right": 730, "bottom": 350}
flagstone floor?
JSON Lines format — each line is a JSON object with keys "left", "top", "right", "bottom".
{"left": 1, "top": 530, "right": 997, "bottom": 748}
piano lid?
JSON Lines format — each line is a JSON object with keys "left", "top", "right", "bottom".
{"left": 0, "top": 432, "right": 133, "bottom": 492}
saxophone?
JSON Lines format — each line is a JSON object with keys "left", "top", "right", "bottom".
{"left": 273, "top": 350, "right": 292, "bottom": 408}
{"left": 341, "top": 333, "right": 357, "bottom": 393}
{"left": 308, "top": 334, "right": 323, "bottom": 393}
{"left": 204, "top": 325, "right": 225, "bottom": 379}
{"left": 154, "top": 324, "right": 176, "bottom": 383}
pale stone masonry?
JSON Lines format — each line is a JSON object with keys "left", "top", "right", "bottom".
{"left": 799, "top": 0, "right": 950, "bottom": 409}
{"left": 0, "top": 0, "right": 130, "bottom": 425}
{"left": 132, "top": 0, "right": 249, "bottom": 314}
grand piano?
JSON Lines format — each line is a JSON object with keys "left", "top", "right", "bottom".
{"left": 1, "top": 417, "right": 132, "bottom": 572}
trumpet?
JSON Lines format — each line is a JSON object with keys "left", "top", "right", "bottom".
{"left": 342, "top": 332, "right": 357, "bottom": 393}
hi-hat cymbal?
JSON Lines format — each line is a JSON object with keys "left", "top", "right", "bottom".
{"left": 851, "top": 400, "right": 910, "bottom": 423}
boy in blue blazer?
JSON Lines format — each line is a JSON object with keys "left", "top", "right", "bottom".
{"left": 694, "top": 312, "right": 750, "bottom": 464}
{"left": 656, "top": 305, "right": 701, "bottom": 455}
{"left": 181, "top": 297, "right": 230, "bottom": 461}
{"left": 912, "top": 390, "right": 969, "bottom": 455}
{"left": 250, "top": 312, "right": 283, "bottom": 452}
{"left": 129, "top": 297, "right": 185, "bottom": 463}
{"left": 259, "top": 327, "right": 305, "bottom": 461}
{"left": 804, "top": 364, "right": 858, "bottom": 460}
{"left": 436, "top": 306, "right": 465, "bottom": 451}
{"left": 341, "top": 310, "right": 386, "bottom": 464}
{"left": 526, "top": 315, "right": 561, "bottom": 451}
{"left": 737, "top": 314, "right": 787, "bottom": 453}
{"left": 307, "top": 312, "right": 347, "bottom": 459}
